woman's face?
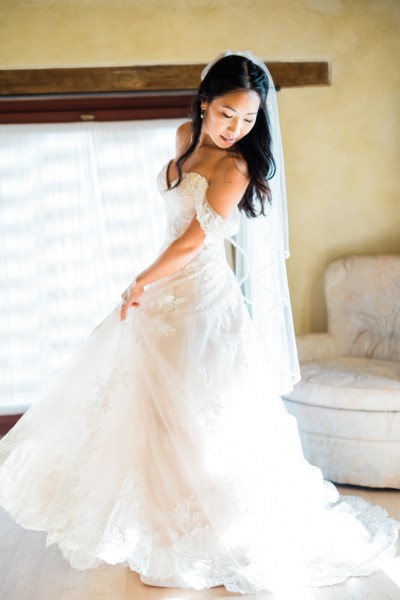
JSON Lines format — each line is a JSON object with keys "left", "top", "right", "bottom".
{"left": 200, "top": 90, "right": 260, "bottom": 149}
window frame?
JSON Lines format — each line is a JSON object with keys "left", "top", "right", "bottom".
{"left": 0, "top": 92, "right": 195, "bottom": 124}
{"left": 0, "top": 93, "right": 194, "bottom": 434}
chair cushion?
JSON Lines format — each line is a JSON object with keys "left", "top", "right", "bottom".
{"left": 284, "top": 396, "right": 400, "bottom": 442}
{"left": 325, "top": 255, "right": 400, "bottom": 361}
{"left": 284, "top": 356, "right": 400, "bottom": 411}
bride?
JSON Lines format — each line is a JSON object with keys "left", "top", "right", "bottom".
{"left": 0, "top": 50, "right": 398, "bottom": 594}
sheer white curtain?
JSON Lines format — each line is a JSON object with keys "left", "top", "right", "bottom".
{"left": 0, "top": 119, "right": 183, "bottom": 414}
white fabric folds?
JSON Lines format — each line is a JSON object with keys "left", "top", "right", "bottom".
{"left": 0, "top": 163, "right": 398, "bottom": 595}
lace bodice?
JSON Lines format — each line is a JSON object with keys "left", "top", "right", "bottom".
{"left": 157, "top": 163, "right": 240, "bottom": 247}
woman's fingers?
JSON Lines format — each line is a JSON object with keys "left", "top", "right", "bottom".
{"left": 120, "top": 303, "right": 127, "bottom": 321}
{"left": 120, "top": 282, "right": 144, "bottom": 321}
{"left": 120, "top": 297, "right": 141, "bottom": 321}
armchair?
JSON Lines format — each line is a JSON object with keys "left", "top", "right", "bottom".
{"left": 283, "top": 255, "right": 400, "bottom": 488}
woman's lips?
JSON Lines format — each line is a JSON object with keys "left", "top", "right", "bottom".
{"left": 221, "top": 135, "right": 236, "bottom": 143}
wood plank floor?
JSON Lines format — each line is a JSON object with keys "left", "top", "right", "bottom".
{"left": 0, "top": 485, "right": 399, "bottom": 600}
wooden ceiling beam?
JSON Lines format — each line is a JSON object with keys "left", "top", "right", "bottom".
{"left": 0, "top": 61, "right": 329, "bottom": 96}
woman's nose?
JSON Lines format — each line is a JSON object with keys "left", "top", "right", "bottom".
{"left": 228, "top": 119, "right": 241, "bottom": 135}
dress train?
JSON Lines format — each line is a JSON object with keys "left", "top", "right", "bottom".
{"left": 0, "top": 163, "right": 398, "bottom": 594}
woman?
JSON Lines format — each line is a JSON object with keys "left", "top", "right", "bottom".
{"left": 0, "top": 51, "right": 398, "bottom": 594}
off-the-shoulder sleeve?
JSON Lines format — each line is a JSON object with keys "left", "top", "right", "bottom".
{"left": 195, "top": 196, "right": 239, "bottom": 242}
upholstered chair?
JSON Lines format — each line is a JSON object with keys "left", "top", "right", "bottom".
{"left": 283, "top": 255, "right": 400, "bottom": 488}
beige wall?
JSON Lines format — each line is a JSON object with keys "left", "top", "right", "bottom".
{"left": 1, "top": 0, "right": 399, "bottom": 334}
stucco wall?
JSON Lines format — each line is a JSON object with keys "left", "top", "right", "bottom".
{"left": 1, "top": 0, "right": 399, "bottom": 333}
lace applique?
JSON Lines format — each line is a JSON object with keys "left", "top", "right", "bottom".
{"left": 301, "top": 495, "right": 399, "bottom": 586}
{"left": 221, "top": 334, "right": 241, "bottom": 362}
{"left": 37, "top": 460, "right": 82, "bottom": 518}
{"left": 44, "top": 469, "right": 148, "bottom": 569}
{"left": 191, "top": 366, "right": 229, "bottom": 429}
{"left": 195, "top": 197, "right": 239, "bottom": 243}
{"left": 194, "top": 261, "right": 228, "bottom": 311}
{"left": 169, "top": 494, "right": 204, "bottom": 536}
{"left": 152, "top": 293, "right": 186, "bottom": 313}
{"left": 136, "top": 291, "right": 186, "bottom": 340}
{"left": 212, "top": 287, "right": 247, "bottom": 363}
{"left": 150, "top": 320, "right": 174, "bottom": 337}
{"left": 89, "top": 362, "right": 129, "bottom": 415}
{"left": 136, "top": 317, "right": 174, "bottom": 341}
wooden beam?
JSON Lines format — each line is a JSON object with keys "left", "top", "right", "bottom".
{"left": 0, "top": 61, "right": 329, "bottom": 96}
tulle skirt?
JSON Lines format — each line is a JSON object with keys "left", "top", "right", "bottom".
{"left": 0, "top": 260, "right": 398, "bottom": 594}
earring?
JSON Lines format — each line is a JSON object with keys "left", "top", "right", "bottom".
{"left": 200, "top": 108, "right": 204, "bottom": 119}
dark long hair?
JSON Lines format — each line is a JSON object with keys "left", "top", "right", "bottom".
{"left": 172, "top": 55, "right": 276, "bottom": 217}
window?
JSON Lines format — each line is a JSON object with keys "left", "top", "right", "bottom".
{"left": 0, "top": 118, "right": 184, "bottom": 414}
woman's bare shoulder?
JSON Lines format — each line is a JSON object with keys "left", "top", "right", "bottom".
{"left": 212, "top": 153, "right": 249, "bottom": 186}
{"left": 204, "top": 154, "right": 250, "bottom": 217}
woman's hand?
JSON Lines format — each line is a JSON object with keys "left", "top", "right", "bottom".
{"left": 120, "top": 280, "right": 144, "bottom": 321}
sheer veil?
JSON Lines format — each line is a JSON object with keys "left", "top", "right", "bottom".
{"left": 202, "top": 50, "right": 300, "bottom": 394}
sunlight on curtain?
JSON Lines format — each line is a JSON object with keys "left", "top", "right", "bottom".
{"left": 0, "top": 119, "right": 184, "bottom": 414}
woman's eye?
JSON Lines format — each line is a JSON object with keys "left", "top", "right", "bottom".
{"left": 222, "top": 112, "right": 254, "bottom": 124}
{"left": 222, "top": 113, "right": 254, "bottom": 125}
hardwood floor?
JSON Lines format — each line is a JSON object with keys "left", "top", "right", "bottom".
{"left": 0, "top": 486, "right": 399, "bottom": 600}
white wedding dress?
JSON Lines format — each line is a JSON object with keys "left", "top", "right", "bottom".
{"left": 0, "top": 163, "right": 398, "bottom": 594}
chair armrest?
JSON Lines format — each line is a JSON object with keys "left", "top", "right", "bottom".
{"left": 296, "top": 333, "right": 338, "bottom": 364}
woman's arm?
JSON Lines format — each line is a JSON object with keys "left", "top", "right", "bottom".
{"left": 120, "top": 215, "right": 205, "bottom": 321}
